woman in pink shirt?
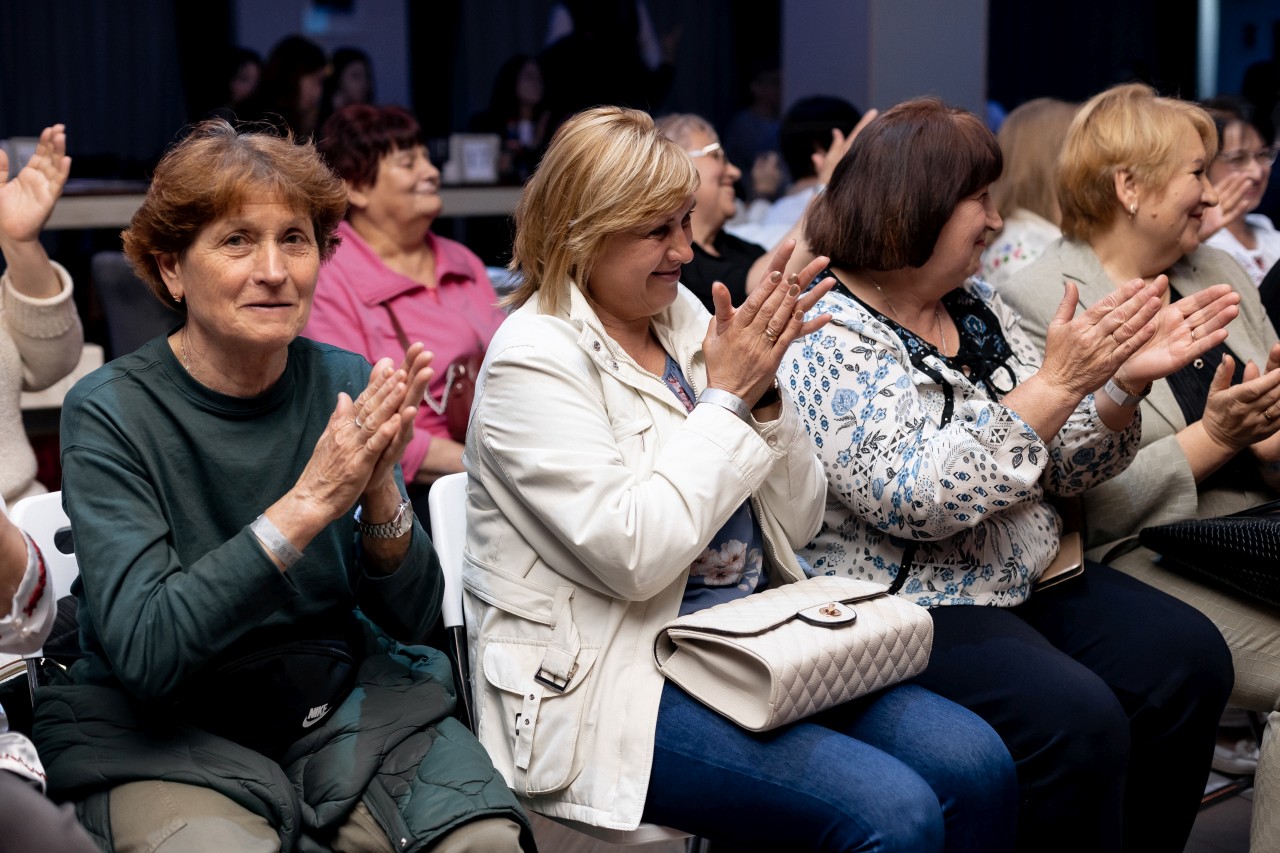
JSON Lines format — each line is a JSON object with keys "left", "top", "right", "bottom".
{"left": 305, "top": 105, "right": 506, "bottom": 511}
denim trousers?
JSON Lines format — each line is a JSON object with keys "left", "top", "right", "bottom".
{"left": 913, "top": 561, "right": 1234, "bottom": 853}
{"left": 642, "top": 680, "right": 1018, "bottom": 853}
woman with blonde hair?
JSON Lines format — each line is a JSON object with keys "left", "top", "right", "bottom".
{"left": 1004, "top": 82, "right": 1280, "bottom": 852}
{"left": 464, "top": 106, "right": 1019, "bottom": 852}
{"left": 980, "top": 98, "right": 1078, "bottom": 288}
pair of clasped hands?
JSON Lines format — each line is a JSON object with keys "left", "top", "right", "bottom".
{"left": 289, "top": 346, "right": 433, "bottom": 548}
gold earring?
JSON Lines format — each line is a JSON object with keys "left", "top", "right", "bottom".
{"left": 1128, "top": 202, "right": 1138, "bottom": 218}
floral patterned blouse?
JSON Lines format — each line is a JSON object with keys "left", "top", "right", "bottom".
{"left": 979, "top": 209, "right": 1061, "bottom": 290}
{"left": 781, "top": 275, "right": 1141, "bottom": 608}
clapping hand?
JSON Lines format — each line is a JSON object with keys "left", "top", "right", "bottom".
{"left": 1202, "top": 345, "right": 1280, "bottom": 454}
{"left": 1039, "top": 278, "right": 1163, "bottom": 398}
{"left": 1115, "top": 278, "right": 1240, "bottom": 388}
{"left": 358, "top": 343, "right": 434, "bottom": 497}
{"left": 295, "top": 344, "right": 433, "bottom": 524}
{"left": 705, "top": 239, "right": 833, "bottom": 407}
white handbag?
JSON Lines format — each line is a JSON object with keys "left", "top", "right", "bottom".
{"left": 653, "top": 576, "right": 934, "bottom": 732}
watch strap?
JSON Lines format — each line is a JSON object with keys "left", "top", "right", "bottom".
{"left": 356, "top": 499, "right": 414, "bottom": 539}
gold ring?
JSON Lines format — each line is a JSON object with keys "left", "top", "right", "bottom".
{"left": 764, "top": 328, "right": 780, "bottom": 343}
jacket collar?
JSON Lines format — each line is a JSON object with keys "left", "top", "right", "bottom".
{"left": 559, "top": 283, "right": 709, "bottom": 398}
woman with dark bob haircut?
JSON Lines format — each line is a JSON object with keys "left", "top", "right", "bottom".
{"left": 32, "top": 119, "right": 533, "bottom": 853}
{"left": 785, "top": 97, "right": 1240, "bottom": 852}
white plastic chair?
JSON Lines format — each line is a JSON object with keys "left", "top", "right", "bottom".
{"left": 6, "top": 491, "right": 78, "bottom": 704}
{"left": 427, "top": 472, "right": 698, "bottom": 848}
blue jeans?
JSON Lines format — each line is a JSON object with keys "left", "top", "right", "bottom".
{"left": 642, "top": 681, "right": 1017, "bottom": 853}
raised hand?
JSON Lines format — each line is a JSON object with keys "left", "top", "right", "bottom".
{"left": 1116, "top": 278, "right": 1240, "bottom": 387}
{"left": 1198, "top": 171, "right": 1251, "bottom": 241}
{"left": 814, "top": 108, "right": 877, "bottom": 186}
{"left": 705, "top": 239, "right": 833, "bottom": 406}
{"left": 0, "top": 124, "right": 71, "bottom": 244}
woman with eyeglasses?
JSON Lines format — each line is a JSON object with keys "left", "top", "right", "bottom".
{"left": 1201, "top": 97, "right": 1280, "bottom": 286}
{"left": 785, "top": 95, "right": 1239, "bottom": 853}
{"left": 1003, "top": 83, "right": 1280, "bottom": 853}
{"left": 655, "top": 113, "right": 855, "bottom": 310}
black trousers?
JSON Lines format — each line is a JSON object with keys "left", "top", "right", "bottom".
{"left": 912, "top": 561, "right": 1234, "bottom": 853}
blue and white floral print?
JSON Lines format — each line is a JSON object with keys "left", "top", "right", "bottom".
{"left": 782, "top": 276, "right": 1142, "bottom": 608}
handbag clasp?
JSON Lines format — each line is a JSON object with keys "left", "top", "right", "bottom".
{"left": 798, "top": 601, "right": 858, "bottom": 626}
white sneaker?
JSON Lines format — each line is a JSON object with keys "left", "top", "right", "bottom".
{"left": 1213, "top": 737, "right": 1260, "bottom": 776}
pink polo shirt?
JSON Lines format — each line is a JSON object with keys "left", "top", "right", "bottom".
{"left": 303, "top": 221, "right": 507, "bottom": 478}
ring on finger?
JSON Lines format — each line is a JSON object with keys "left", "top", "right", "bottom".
{"left": 763, "top": 327, "right": 780, "bottom": 343}
{"left": 1267, "top": 409, "right": 1274, "bottom": 422}
{"left": 354, "top": 416, "right": 366, "bottom": 430}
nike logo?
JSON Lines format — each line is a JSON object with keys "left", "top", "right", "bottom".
{"left": 302, "top": 704, "right": 330, "bottom": 728}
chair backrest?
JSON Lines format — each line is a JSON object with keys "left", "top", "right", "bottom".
{"left": 427, "top": 472, "right": 475, "bottom": 730}
{"left": 10, "top": 491, "right": 78, "bottom": 603}
{"left": 91, "top": 251, "right": 180, "bottom": 359}
{"left": 427, "top": 472, "right": 469, "bottom": 631}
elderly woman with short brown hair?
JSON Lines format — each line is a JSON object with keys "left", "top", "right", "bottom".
{"left": 785, "top": 96, "right": 1239, "bottom": 853}
{"left": 1003, "top": 82, "right": 1280, "bottom": 853}
{"left": 31, "top": 120, "right": 531, "bottom": 853}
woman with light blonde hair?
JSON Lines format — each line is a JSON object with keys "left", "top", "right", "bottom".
{"left": 1004, "top": 81, "right": 1280, "bottom": 852}
{"left": 981, "top": 98, "right": 1077, "bottom": 287}
{"left": 466, "top": 106, "right": 1019, "bottom": 851}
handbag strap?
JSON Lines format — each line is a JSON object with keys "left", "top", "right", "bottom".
{"left": 379, "top": 300, "right": 477, "bottom": 417}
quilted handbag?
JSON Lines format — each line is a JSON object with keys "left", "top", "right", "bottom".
{"left": 653, "top": 576, "right": 933, "bottom": 732}
{"left": 1139, "top": 499, "right": 1280, "bottom": 609}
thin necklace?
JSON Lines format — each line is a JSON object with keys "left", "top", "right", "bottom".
{"left": 866, "top": 273, "right": 948, "bottom": 354}
{"left": 179, "top": 326, "right": 203, "bottom": 384}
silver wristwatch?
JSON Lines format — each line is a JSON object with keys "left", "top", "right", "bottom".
{"left": 355, "top": 499, "right": 413, "bottom": 539}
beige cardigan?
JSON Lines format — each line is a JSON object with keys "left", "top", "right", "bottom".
{"left": 0, "top": 262, "right": 82, "bottom": 503}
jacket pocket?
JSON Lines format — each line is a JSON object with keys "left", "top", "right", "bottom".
{"left": 479, "top": 637, "right": 600, "bottom": 796}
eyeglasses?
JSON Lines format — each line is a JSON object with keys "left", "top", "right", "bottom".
{"left": 1216, "top": 146, "right": 1279, "bottom": 170}
{"left": 687, "top": 141, "right": 726, "bottom": 163}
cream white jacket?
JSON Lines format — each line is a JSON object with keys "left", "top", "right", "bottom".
{"left": 462, "top": 285, "right": 826, "bottom": 829}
